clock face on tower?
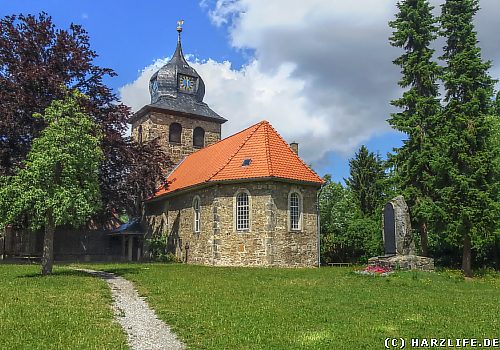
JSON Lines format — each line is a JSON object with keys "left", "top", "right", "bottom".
{"left": 178, "top": 74, "right": 196, "bottom": 93}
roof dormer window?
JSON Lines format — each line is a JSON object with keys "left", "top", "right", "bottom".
{"left": 242, "top": 159, "right": 252, "bottom": 167}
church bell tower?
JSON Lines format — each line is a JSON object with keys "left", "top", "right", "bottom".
{"left": 129, "top": 20, "right": 226, "bottom": 168}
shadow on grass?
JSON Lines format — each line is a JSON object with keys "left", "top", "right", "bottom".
{"left": 17, "top": 269, "right": 91, "bottom": 279}
{"left": 17, "top": 261, "right": 161, "bottom": 279}
{"left": 71, "top": 263, "right": 145, "bottom": 277}
{"left": 99, "top": 267, "right": 143, "bottom": 276}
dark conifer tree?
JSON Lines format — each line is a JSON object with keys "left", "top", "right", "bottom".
{"left": 438, "top": 0, "right": 496, "bottom": 276}
{"left": 489, "top": 92, "right": 499, "bottom": 269}
{"left": 345, "top": 145, "right": 386, "bottom": 217}
{"left": 389, "top": 0, "right": 441, "bottom": 256}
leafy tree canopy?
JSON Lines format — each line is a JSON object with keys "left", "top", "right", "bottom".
{"left": 0, "top": 91, "right": 102, "bottom": 229}
{"left": 320, "top": 176, "right": 382, "bottom": 264}
{"left": 0, "top": 91, "right": 103, "bottom": 274}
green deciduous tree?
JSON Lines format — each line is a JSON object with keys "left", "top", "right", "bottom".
{"left": 345, "top": 145, "right": 386, "bottom": 217}
{"left": 437, "top": 0, "right": 497, "bottom": 277}
{"left": 0, "top": 92, "right": 103, "bottom": 275}
{"left": 320, "top": 177, "right": 357, "bottom": 253}
{"left": 389, "top": 0, "right": 442, "bottom": 257}
{"left": 320, "top": 175, "right": 382, "bottom": 264}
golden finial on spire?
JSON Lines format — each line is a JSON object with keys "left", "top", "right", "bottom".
{"left": 177, "top": 20, "right": 184, "bottom": 44}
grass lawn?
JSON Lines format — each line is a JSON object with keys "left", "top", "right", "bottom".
{"left": 0, "top": 264, "right": 128, "bottom": 350}
{"left": 80, "top": 263, "right": 500, "bottom": 350}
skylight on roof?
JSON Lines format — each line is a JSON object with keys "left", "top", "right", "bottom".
{"left": 242, "top": 159, "right": 252, "bottom": 167}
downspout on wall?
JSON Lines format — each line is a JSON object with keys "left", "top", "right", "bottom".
{"left": 316, "top": 185, "right": 325, "bottom": 268}
{"left": 212, "top": 184, "right": 220, "bottom": 266}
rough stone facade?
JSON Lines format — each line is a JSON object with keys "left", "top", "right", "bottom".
{"left": 131, "top": 111, "right": 221, "bottom": 168}
{"left": 144, "top": 181, "right": 320, "bottom": 267}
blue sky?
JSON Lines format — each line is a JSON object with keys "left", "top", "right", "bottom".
{"left": 2, "top": 0, "right": 499, "bottom": 183}
{"left": 0, "top": 0, "right": 243, "bottom": 86}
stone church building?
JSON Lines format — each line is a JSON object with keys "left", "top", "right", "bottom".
{"left": 129, "top": 25, "right": 324, "bottom": 267}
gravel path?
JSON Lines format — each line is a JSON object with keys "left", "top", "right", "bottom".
{"left": 76, "top": 268, "right": 185, "bottom": 350}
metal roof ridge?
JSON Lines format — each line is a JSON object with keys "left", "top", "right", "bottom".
{"left": 264, "top": 122, "right": 274, "bottom": 177}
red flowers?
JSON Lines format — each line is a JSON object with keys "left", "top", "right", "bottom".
{"left": 356, "top": 265, "right": 393, "bottom": 276}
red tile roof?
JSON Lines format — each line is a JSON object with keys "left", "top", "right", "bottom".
{"left": 153, "top": 120, "right": 324, "bottom": 198}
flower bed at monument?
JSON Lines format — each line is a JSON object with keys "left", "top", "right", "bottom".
{"left": 355, "top": 265, "right": 393, "bottom": 276}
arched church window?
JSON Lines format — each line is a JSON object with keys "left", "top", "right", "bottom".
{"left": 235, "top": 190, "right": 251, "bottom": 231}
{"left": 193, "top": 127, "right": 205, "bottom": 148}
{"left": 289, "top": 191, "right": 302, "bottom": 231}
{"left": 193, "top": 196, "right": 201, "bottom": 233}
{"left": 169, "top": 123, "right": 182, "bottom": 143}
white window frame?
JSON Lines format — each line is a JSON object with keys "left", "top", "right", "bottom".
{"left": 288, "top": 190, "right": 303, "bottom": 232}
{"left": 233, "top": 189, "right": 251, "bottom": 232}
{"left": 193, "top": 196, "right": 201, "bottom": 233}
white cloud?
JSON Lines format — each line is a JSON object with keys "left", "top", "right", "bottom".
{"left": 209, "top": 0, "right": 395, "bottom": 49}
{"left": 200, "top": 0, "right": 244, "bottom": 27}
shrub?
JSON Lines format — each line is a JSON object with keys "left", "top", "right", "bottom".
{"left": 146, "top": 236, "right": 181, "bottom": 263}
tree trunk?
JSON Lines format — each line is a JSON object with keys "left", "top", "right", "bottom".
{"left": 41, "top": 211, "right": 55, "bottom": 276}
{"left": 494, "top": 235, "right": 500, "bottom": 271}
{"left": 462, "top": 233, "right": 472, "bottom": 277}
{"left": 420, "top": 221, "right": 429, "bottom": 257}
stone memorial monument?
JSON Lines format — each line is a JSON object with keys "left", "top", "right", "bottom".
{"left": 369, "top": 195, "right": 434, "bottom": 271}
{"left": 383, "top": 196, "right": 415, "bottom": 256}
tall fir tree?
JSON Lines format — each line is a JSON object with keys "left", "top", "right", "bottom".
{"left": 345, "top": 145, "right": 386, "bottom": 217}
{"left": 389, "top": 0, "right": 442, "bottom": 257}
{"left": 438, "top": 0, "right": 497, "bottom": 276}
{"left": 492, "top": 92, "right": 500, "bottom": 183}
{"left": 490, "top": 92, "right": 500, "bottom": 269}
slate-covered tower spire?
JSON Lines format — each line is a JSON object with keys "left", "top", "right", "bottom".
{"left": 149, "top": 20, "right": 206, "bottom": 104}
{"left": 129, "top": 20, "right": 226, "bottom": 168}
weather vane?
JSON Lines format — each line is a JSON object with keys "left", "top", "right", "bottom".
{"left": 177, "top": 19, "right": 184, "bottom": 33}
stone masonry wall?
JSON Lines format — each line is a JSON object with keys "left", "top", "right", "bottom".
{"left": 131, "top": 111, "right": 221, "bottom": 168}
{"left": 144, "top": 181, "right": 319, "bottom": 267}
